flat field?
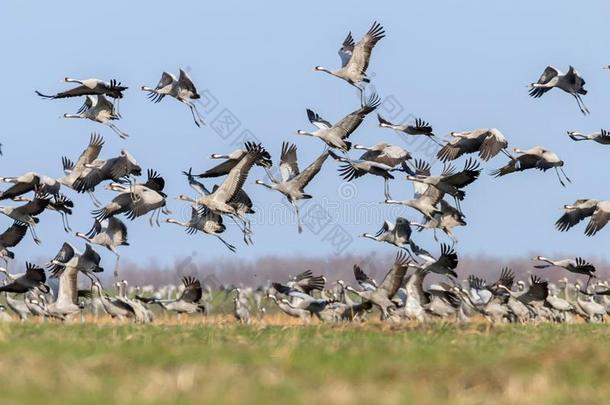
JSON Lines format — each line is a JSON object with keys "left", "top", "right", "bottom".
{"left": 0, "top": 319, "right": 608, "bottom": 404}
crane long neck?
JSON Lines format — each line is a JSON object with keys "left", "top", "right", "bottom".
{"left": 257, "top": 181, "right": 273, "bottom": 190}
{"left": 75, "top": 233, "right": 91, "bottom": 243}
{"left": 166, "top": 218, "right": 187, "bottom": 227}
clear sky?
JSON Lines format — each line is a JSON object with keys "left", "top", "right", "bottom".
{"left": 1, "top": 1, "right": 610, "bottom": 269}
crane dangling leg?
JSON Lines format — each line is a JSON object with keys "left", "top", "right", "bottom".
{"left": 291, "top": 201, "right": 303, "bottom": 234}
{"left": 61, "top": 212, "right": 72, "bottom": 233}
{"left": 189, "top": 101, "right": 206, "bottom": 126}
{"left": 113, "top": 98, "right": 121, "bottom": 118}
{"left": 427, "top": 135, "right": 445, "bottom": 147}
{"left": 216, "top": 235, "right": 237, "bottom": 252}
{"left": 559, "top": 167, "right": 571, "bottom": 184}
{"left": 384, "top": 178, "right": 391, "bottom": 200}
{"left": 573, "top": 94, "right": 589, "bottom": 115}
{"left": 185, "top": 101, "right": 205, "bottom": 127}
{"left": 554, "top": 167, "right": 566, "bottom": 187}
{"left": 88, "top": 191, "right": 102, "bottom": 208}
{"left": 106, "top": 122, "right": 129, "bottom": 139}
{"left": 230, "top": 215, "right": 251, "bottom": 245}
{"left": 29, "top": 225, "right": 41, "bottom": 245}
{"left": 113, "top": 251, "right": 121, "bottom": 279}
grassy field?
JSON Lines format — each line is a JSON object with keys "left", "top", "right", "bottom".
{"left": 0, "top": 320, "right": 608, "bottom": 404}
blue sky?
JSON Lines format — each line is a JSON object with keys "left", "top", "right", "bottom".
{"left": 1, "top": 1, "right": 610, "bottom": 268}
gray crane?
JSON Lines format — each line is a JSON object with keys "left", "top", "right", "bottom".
{"left": 0, "top": 192, "right": 51, "bottom": 244}
{"left": 491, "top": 146, "right": 570, "bottom": 186}
{"left": 437, "top": 128, "right": 510, "bottom": 162}
{"left": 271, "top": 283, "right": 337, "bottom": 320}
{"left": 0, "top": 262, "right": 49, "bottom": 294}
{"left": 44, "top": 258, "right": 81, "bottom": 319}
{"left": 377, "top": 115, "right": 441, "bottom": 145}
{"left": 47, "top": 242, "right": 104, "bottom": 284}
{"left": 152, "top": 276, "right": 205, "bottom": 314}
{"left": 533, "top": 256, "right": 596, "bottom": 289}
{"left": 286, "top": 270, "right": 326, "bottom": 295}
{"left": 345, "top": 251, "right": 409, "bottom": 319}
{"left": 353, "top": 143, "right": 412, "bottom": 168}
{"left": 64, "top": 95, "right": 128, "bottom": 139}
{"left": 555, "top": 199, "right": 610, "bottom": 236}
{"left": 528, "top": 65, "right": 589, "bottom": 115}
{"left": 406, "top": 158, "right": 481, "bottom": 212}
{"left": 0, "top": 172, "right": 60, "bottom": 200}
{"left": 93, "top": 170, "right": 168, "bottom": 226}
{"left": 180, "top": 168, "right": 254, "bottom": 245}
{"left": 36, "top": 77, "right": 127, "bottom": 114}
{"left": 194, "top": 146, "right": 272, "bottom": 178}
{"left": 361, "top": 217, "right": 414, "bottom": 251}
{"left": 352, "top": 264, "right": 377, "bottom": 292}
{"left": 385, "top": 160, "right": 443, "bottom": 220}
{"left": 328, "top": 150, "right": 395, "bottom": 199}
{"left": 114, "top": 280, "right": 153, "bottom": 323}
{"left": 76, "top": 217, "right": 129, "bottom": 278}
{"left": 267, "top": 293, "right": 310, "bottom": 320}
{"left": 0, "top": 222, "right": 28, "bottom": 266}
{"left": 3, "top": 289, "right": 30, "bottom": 321}
{"left": 165, "top": 206, "right": 236, "bottom": 252}
{"left": 141, "top": 69, "right": 205, "bottom": 127}
{"left": 70, "top": 147, "right": 142, "bottom": 200}
{"left": 567, "top": 129, "right": 610, "bottom": 145}
{"left": 233, "top": 295, "right": 250, "bottom": 324}
{"left": 314, "top": 21, "right": 385, "bottom": 104}
{"left": 36, "top": 78, "right": 127, "bottom": 100}
{"left": 13, "top": 193, "right": 74, "bottom": 233}
{"left": 296, "top": 94, "right": 381, "bottom": 151}
{"left": 255, "top": 143, "right": 329, "bottom": 233}
{"left": 410, "top": 199, "right": 466, "bottom": 244}
{"left": 418, "top": 244, "right": 459, "bottom": 279}
{"left": 58, "top": 133, "right": 105, "bottom": 206}
{"left": 91, "top": 281, "right": 136, "bottom": 320}
{"left": 178, "top": 143, "right": 267, "bottom": 240}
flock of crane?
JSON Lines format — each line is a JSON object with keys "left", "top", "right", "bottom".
{"left": 0, "top": 21, "right": 609, "bottom": 324}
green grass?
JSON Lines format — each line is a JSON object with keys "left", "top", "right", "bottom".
{"left": 0, "top": 322, "right": 608, "bottom": 404}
